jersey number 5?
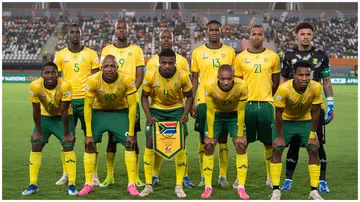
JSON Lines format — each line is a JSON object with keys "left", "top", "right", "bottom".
{"left": 74, "top": 63, "right": 80, "bottom": 72}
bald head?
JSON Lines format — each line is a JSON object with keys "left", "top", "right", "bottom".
{"left": 218, "top": 64, "right": 233, "bottom": 75}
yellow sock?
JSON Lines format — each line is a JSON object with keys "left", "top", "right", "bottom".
{"left": 64, "top": 151, "right": 77, "bottom": 185}
{"left": 106, "top": 152, "right": 116, "bottom": 178}
{"left": 84, "top": 153, "right": 96, "bottom": 185}
{"left": 152, "top": 152, "right": 163, "bottom": 176}
{"left": 236, "top": 153, "right": 248, "bottom": 186}
{"left": 125, "top": 151, "right": 137, "bottom": 184}
{"left": 61, "top": 150, "right": 67, "bottom": 175}
{"left": 185, "top": 151, "right": 189, "bottom": 177}
{"left": 218, "top": 143, "right": 228, "bottom": 178}
{"left": 136, "top": 153, "right": 140, "bottom": 180}
{"left": 175, "top": 150, "right": 186, "bottom": 185}
{"left": 203, "top": 154, "right": 214, "bottom": 187}
{"left": 93, "top": 145, "right": 99, "bottom": 175}
{"left": 144, "top": 148, "right": 154, "bottom": 185}
{"left": 270, "top": 162, "right": 282, "bottom": 186}
{"left": 264, "top": 145, "right": 272, "bottom": 179}
{"left": 29, "top": 151, "right": 42, "bottom": 185}
{"left": 198, "top": 143, "right": 205, "bottom": 177}
{"left": 308, "top": 164, "right": 320, "bottom": 188}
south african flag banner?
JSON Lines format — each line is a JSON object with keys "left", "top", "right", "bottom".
{"left": 153, "top": 121, "right": 185, "bottom": 160}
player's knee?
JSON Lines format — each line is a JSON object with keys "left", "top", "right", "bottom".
{"left": 204, "top": 143, "right": 215, "bottom": 155}
{"left": 306, "top": 147, "right": 319, "bottom": 158}
{"left": 235, "top": 142, "right": 247, "bottom": 154}
{"left": 62, "top": 145, "right": 74, "bottom": 152}
{"left": 135, "top": 142, "right": 139, "bottom": 154}
{"left": 271, "top": 149, "right": 283, "bottom": 163}
{"left": 85, "top": 144, "right": 96, "bottom": 153}
{"left": 218, "top": 134, "right": 228, "bottom": 144}
{"left": 31, "top": 143, "right": 45, "bottom": 152}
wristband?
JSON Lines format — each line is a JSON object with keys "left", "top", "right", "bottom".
{"left": 309, "top": 131, "right": 316, "bottom": 139}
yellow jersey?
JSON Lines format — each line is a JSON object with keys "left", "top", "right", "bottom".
{"left": 142, "top": 67, "right": 192, "bottom": 110}
{"left": 29, "top": 78, "right": 73, "bottom": 116}
{"left": 234, "top": 48, "right": 280, "bottom": 102}
{"left": 191, "top": 43, "right": 235, "bottom": 104}
{"left": 54, "top": 46, "right": 100, "bottom": 99}
{"left": 274, "top": 80, "right": 323, "bottom": 121}
{"left": 146, "top": 53, "right": 190, "bottom": 75}
{"left": 205, "top": 77, "right": 248, "bottom": 112}
{"left": 85, "top": 71, "right": 137, "bottom": 110}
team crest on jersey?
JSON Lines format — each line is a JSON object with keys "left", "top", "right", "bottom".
{"left": 291, "top": 58, "right": 297, "bottom": 65}
{"left": 128, "top": 52, "right": 132, "bottom": 56}
{"left": 174, "top": 82, "right": 179, "bottom": 88}
{"left": 82, "top": 57, "right": 86, "bottom": 62}
{"left": 312, "top": 58, "right": 318, "bottom": 65}
{"left": 264, "top": 58, "right": 268, "bottom": 62}
{"left": 117, "top": 87, "right": 122, "bottom": 92}
{"left": 202, "top": 54, "right": 208, "bottom": 59}
{"left": 221, "top": 53, "right": 225, "bottom": 58}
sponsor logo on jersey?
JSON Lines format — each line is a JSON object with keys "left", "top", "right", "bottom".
{"left": 245, "top": 58, "right": 250, "bottom": 64}
{"left": 64, "top": 58, "right": 69, "bottom": 63}
{"left": 202, "top": 54, "right": 208, "bottom": 59}
{"left": 98, "top": 88, "right": 103, "bottom": 92}
{"left": 291, "top": 58, "right": 297, "bottom": 64}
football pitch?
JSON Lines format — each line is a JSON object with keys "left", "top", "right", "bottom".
{"left": 2, "top": 83, "right": 358, "bottom": 200}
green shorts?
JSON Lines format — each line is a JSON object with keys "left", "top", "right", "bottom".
{"left": 71, "top": 98, "right": 85, "bottom": 133}
{"left": 272, "top": 120, "right": 317, "bottom": 149}
{"left": 205, "top": 111, "right": 239, "bottom": 139}
{"left": 92, "top": 109, "right": 130, "bottom": 146}
{"left": 194, "top": 103, "right": 206, "bottom": 133}
{"left": 145, "top": 108, "right": 188, "bottom": 137}
{"left": 135, "top": 103, "right": 141, "bottom": 133}
{"left": 245, "top": 101, "right": 274, "bottom": 145}
{"left": 32, "top": 115, "right": 75, "bottom": 147}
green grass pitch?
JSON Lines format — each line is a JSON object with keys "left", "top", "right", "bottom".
{"left": 2, "top": 84, "right": 358, "bottom": 199}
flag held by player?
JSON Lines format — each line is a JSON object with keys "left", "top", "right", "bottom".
{"left": 153, "top": 121, "right": 184, "bottom": 160}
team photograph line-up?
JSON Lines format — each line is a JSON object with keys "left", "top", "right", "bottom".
{"left": 2, "top": 2, "right": 358, "bottom": 200}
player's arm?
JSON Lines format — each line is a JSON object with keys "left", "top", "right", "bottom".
{"left": 141, "top": 71, "right": 156, "bottom": 125}
{"left": 321, "top": 56, "right": 334, "bottom": 124}
{"left": 233, "top": 56, "right": 243, "bottom": 79}
{"left": 180, "top": 77, "right": 194, "bottom": 123}
{"left": 310, "top": 104, "right": 321, "bottom": 137}
{"left": 91, "top": 68, "right": 100, "bottom": 74}
{"left": 54, "top": 51, "right": 63, "bottom": 77}
{"left": 135, "top": 48, "right": 146, "bottom": 89}
{"left": 275, "top": 107, "right": 284, "bottom": 139}
{"left": 280, "top": 53, "right": 291, "bottom": 84}
{"left": 273, "top": 85, "right": 287, "bottom": 147}
{"left": 91, "top": 51, "right": 101, "bottom": 74}
{"left": 29, "top": 82, "right": 43, "bottom": 142}
{"left": 205, "top": 89, "right": 215, "bottom": 138}
{"left": 60, "top": 101, "right": 71, "bottom": 135}
{"left": 84, "top": 96, "right": 94, "bottom": 137}
{"left": 125, "top": 78, "right": 138, "bottom": 137}
{"left": 237, "top": 82, "right": 248, "bottom": 137}
{"left": 272, "top": 54, "right": 281, "bottom": 95}
{"left": 190, "top": 51, "right": 199, "bottom": 117}
{"left": 32, "top": 102, "right": 42, "bottom": 135}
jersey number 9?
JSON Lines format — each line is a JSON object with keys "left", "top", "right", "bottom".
{"left": 119, "top": 58, "right": 125, "bottom": 68}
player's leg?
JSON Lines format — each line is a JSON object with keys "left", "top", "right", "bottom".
{"left": 317, "top": 109, "right": 329, "bottom": 193}
{"left": 233, "top": 101, "right": 257, "bottom": 188}
{"left": 99, "top": 133, "right": 116, "bottom": 187}
{"left": 281, "top": 136, "right": 301, "bottom": 191}
{"left": 139, "top": 132, "right": 154, "bottom": 197}
{"left": 257, "top": 102, "right": 275, "bottom": 188}
{"left": 299, "top": 121, "right": 323, "bottom": 200}
{"left": 217, "top": 128, "right": 230, "bottom": 188}
{"left": 229, "top": 112, "right": 249, "bottom": 199}
{"left": 175, "top": 131, "right": 187, "bottom": 198}
{"left": 201, "top": 114, "right": 221, "bottom": 199}
{"left": 56, "top": 99, "right": 80, "bottom": 185}
{"left": 22, "top": 120, "right": 48, "bottom": 196}
{"left": 134, "top": 103, "right": 145, "bottom": 187}
{"left": 269, "top": 120, "right": 292, "bottom": 200}
{"left": 78, "top": 109, "right": 106, "bottom": 196}
{"left": 194, "top": 103, "right": 206, "bottom": 187}
{"left": 53, "top": 115, "right": 78, "bottom": 195}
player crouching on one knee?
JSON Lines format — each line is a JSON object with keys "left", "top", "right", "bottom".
{"left": 269, "top": 61, "right": 324, "bottom": 200}
{"left": 201, "top": 65, "right": 250, "bottom": 199}
{"left": 139, "top": 48, "right": 193, "bottom": 198}
{"left": 78, "top": 55, "right": 140, "bottom": 196}
{"left": 22, "top": 62, "right": 77, "bottom": 196}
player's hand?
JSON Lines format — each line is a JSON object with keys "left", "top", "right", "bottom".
{"left": 272, "top": 137, "right": 285, "bottom": 149}
{"left": 30, "top": 131, "right": 44, "bottom": 143}
{"left": 146, "top": 116, "right": 158, "bottom": 126}
{"left": 125, "top": 135, "right": 137, "bottom": 150}
{"left": 307, "top": 138, "right": 320, "bottom": 148}
{"left": 191, "top": 104, "right": 197, "bottom": 118}
{"left": 180, "top": 114, "right": 189, "bottom": 123}
{"left": 62, "top": 133, "right": 76, "bottom": 145}
{"left": 324, "top": 99, "right": 334, "bottom": 125}
{"left": 84, "top": 136, "right": 95, "bottom": 149}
